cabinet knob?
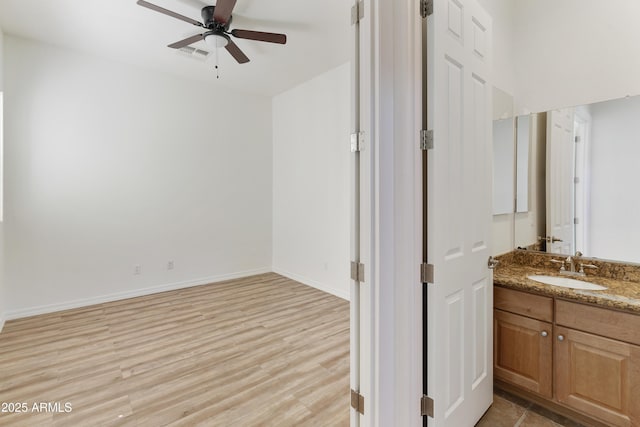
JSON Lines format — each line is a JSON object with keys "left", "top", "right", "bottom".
{"left": 541, "top": 331, "right": 548, "bottom": 337}
{"left": 557, "top": 335, "right": 565, "bottom": 341}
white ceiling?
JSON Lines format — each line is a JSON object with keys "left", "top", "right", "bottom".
{"left": 0, "top": 0, "right": 351, "bottom": 97}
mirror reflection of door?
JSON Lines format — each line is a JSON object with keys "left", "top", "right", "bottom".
{"left": 516, "top": 115, "right": 530, "bottom": 213}
{"left": 546, "top": 108, "right": 575, "bottom": 255}
{"left": 573, "top": 109, "right": 590, "bottom": 257}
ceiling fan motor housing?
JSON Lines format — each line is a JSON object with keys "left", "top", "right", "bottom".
{"left": 201, "top": 6, "right": 232, "bottom": 31}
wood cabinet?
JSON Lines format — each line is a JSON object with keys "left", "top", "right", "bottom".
{"left": 554, "top": 300, "right": 640, "bottom": 426}
{"left": 494, "top": 286, "right": 640, "bottom": 427}
{"left": 494, "top": 309, "right": 552, "bottom": 397}
{"left": 555, "top": 326, "right": 640, "bottom": 426}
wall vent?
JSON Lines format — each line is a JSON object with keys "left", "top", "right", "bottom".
{"left": 194, "top": 49, "right": 209, "bottom": 58}
{"left": 177, "top": 46, "right": 211, "bottom": 61}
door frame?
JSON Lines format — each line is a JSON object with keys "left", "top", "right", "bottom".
{"left": 362, "top": 0, "right": 494, "bottom": 424}
{"left": 357, "top": 0, "right": 424, "bottom": 425}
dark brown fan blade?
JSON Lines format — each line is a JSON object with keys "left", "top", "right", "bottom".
{"left": 231, "top": 29, "right": 287, "bottom": 44}
{"left": 137, "top": 0, "right": 203, "bottom": 27}
{"left": 225, "top": 39, "right": 250, "bottom": 64}
{"left": 168, "top": 34, "right": 205, "bottom": 49}
{"left": 213, "top": 0, "right": 237, "bottom": 24}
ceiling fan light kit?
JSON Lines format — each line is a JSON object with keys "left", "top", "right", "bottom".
{"left": 205, "top": 33, "right": 229, "bottom": 48}
{"left": 137, "top": 0, "right": 287, "bottom": 65}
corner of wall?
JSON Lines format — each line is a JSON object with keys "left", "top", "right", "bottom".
{"left": 272, "top": 268, "right": 349, "bottom": 301}
{"left": 271, "top": 63, "right": 351, "bottom": 302}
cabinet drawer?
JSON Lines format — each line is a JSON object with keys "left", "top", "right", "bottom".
{"left": 556, "top": 300, "right": 640, "bottom": 346}
{"left": 494, "top": 287, "right": 553, "bottom": 322}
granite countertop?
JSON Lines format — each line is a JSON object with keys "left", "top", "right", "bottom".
{"left": 494, "top": 256, "right": 640, "bottom": 314}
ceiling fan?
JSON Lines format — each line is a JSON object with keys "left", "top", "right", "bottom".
{"left": 137, "top": 0, "right": 287, "bottom": 64}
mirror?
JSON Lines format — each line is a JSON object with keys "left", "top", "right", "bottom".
{"left": 492, "top": 116, "right": 530, "bottom": 215}
{"left": 492, "top": 118, "right": 515, "bottom": 215}
{"left": 515, "top": 116, "right": 530, "bottom": 213}
{"left": 509, "top": 95, "right": 640, "bottom": 264}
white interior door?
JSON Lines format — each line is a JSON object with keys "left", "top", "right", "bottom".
{"left": 546, "top": 109, "right": 575, "bottom": 255}
{"left": 426, "top": 0, "right": 493, "bottom": 425}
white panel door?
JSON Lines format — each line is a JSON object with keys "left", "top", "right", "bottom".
{"left": 426, "top": 0, "right": 493, "bottom": 425}
{"left": 546, "top": 109, "right": 575, "bottom": 255}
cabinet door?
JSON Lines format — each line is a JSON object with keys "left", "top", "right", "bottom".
{"left": 555, "top": 326, "right": 640, "bottom": 427}
{"left": 494, "top": 309, "right": 552, "bottom": 398}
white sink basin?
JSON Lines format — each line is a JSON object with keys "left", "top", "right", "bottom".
{"left": 527, "top": 275, "right": 607, "bottom": 291}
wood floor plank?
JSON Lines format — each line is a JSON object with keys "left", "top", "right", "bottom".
{"left": 0, "top": 273, "right": 350, "bottom": 426}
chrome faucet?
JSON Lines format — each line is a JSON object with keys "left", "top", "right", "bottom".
{"left": 566, "top": 252, "right": 580, "bottom": 273}
{"left": 553, "top": 251, "right": 598, "bottom": 277}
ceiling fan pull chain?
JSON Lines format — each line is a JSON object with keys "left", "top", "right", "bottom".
{"left": 215, "top": 46, "right": 220, "bottom": 79}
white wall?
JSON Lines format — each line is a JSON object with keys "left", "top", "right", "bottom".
{"left": 0, "top": 25, "right": 3, "bottom": 87}
{"left": 477, "top": 0, "right": 516, "bottom": 96}
{"left": 272, "top": 63, "right": 350, "bottom": 300}
{"left": 493, "top": 86, "right": 514, "bottom": 120}
{"left": 513, "top": 0, "right": 640, "bottom": 114}
{"left": 588, "top": 97, "right": 640, "bottom": 263}
{"left": 480, "top": 1, "right": 640, "bottom": 113}
{"left": 0, "top": 26, "right": 5, "bottom": 331}
{"left": 4, "top": 36, "right": 273, "bottom": 318}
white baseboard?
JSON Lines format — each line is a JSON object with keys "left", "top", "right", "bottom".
{"left": 0, "top": 313, "right": 5, "bottom": 334}
{"left": 5, "top": 267, "right": 272, "bottom": 320}
{"left": 272, "top": 267, "right": 350, "bottom": 301}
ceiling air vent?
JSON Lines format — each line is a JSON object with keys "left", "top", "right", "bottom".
{"left": 194, "top": 49, "right": 209, "bottom": 58}
{"left": 177, "top": 46, "right": 211, "bottom": 61}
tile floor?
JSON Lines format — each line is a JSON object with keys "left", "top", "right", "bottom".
{"left": 476, "top": 390, "right": 586, "bottom": 427}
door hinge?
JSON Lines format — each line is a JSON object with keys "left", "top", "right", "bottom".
{"left": 575, "top": 135, "right": 581, "bottom": 143}
{"left": 420, "top": 0, "right": 434, "bottom": 18}
{"left": 420, "top": 129, "right": 434, "bottom": 150}
{"left": 574, "top": 176, "right": 580, "bottom": 184}
{"left": 488, "top": 255, "right": 500, "bottom": 269}
{"left": 420, "top": 263, "right": 434, "bottom": 284}
{"left": 574, "top": 217, "right": 580, "bottom": 225}
{"left": 421, "top": 395, "right": 434, "bottom": 417}
{"left": 351, "top": 0, "right": 364, "bottom": 25}
{"left": 351, "top": 131, "right": 365, "bottom": 152}
{"left": 351, "top": 261, "right": 365, "bottom": 282}
{"left": 351, "top": 389, "right": 365, "bottom": 414}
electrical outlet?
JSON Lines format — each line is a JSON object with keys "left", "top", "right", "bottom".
{"left": 134, "top": 265, "right": 142, "bottom": 275}
{"left": 167, "top": 261, "right": 174, "bottom": 270}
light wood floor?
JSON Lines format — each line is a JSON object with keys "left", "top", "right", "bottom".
{"left": 0, "top": 273, "right": 350, "bottom": 426}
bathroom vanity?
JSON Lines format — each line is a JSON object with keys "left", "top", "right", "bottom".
{"left": 493, "top": 251, "right": 640, "bottom": 427}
